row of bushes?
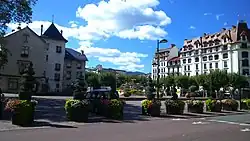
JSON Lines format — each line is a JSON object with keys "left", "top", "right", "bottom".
{"left": 142, "top": 99, "right": 243, "bottom": 116}
{"left": 64, "top": 99, "right": 125, "bottom": 122}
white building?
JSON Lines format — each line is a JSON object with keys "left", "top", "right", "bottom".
{"left": 180, "top": 20, "right": 250, "bottom": 77}
{"left": 151, "top": 44, "right": 180, "bottom": 80}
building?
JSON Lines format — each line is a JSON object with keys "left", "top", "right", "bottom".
{"left": 151, "top": 44, "right": 179, "bottom": 80}
{"left": 180, "top": 20, "right": 250, "bottom": 77}
{"left": 63, "top": 48, "right": 88, "bottom": 89}
{"left": 0, "top": 23, "right": 88, "bottom": 93}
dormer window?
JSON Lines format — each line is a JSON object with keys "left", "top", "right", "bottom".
{"left": 56, "top": 46, "right": 62, "bottom": 53}
{"left": 214, "top": 39, "right": 220, "bottom": 45}
{"left": 55, "top": 63, "right": 61, "bottom": 71}
{"left": 77, "top": 63, "right": 82, "bottom": 69}
{"left": 66, "top": 62, "right": 71, "bottom": 68}
{"left": 203, "top": 41, "right": 208, "bottom": 47}
{"left": 208, "top": 40, "right": 214, "bottom": 46}
{"left": 242, "top": 35, "right": 247, "bottom": 41}
{"left": 23, "top": 33, "right": 29, "bottom": 43}
{"left": 21, "top": 46, "right": 29, "bottom": 57}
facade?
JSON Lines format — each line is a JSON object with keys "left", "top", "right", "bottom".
{"left": 180, "top": 20, "right": 250, "bottom": 77}
{"left": 63, "top": 48, "right": 88, "bottom": 89}
{"left": 151, "top": 44, "right": 180, "bottom": 80}
{"left": 0, "top": 23, "right": 88, "bottom": 93}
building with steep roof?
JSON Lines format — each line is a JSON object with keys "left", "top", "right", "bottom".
{"left": 180, "top": 20, "right": 250, "bottom": 76}
{"left": 151, "top": 44, "right": 180, "bottom": 80}
{"left": 0, "top": 23, "right": 88, "bottom": 93}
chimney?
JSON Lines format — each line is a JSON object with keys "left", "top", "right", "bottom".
{"left": 61, "top": 30, "right": 63, "bottom": 35}
{"left": 41, "top": 25, "right": 43, "bottom": 36}
{"left": 81, "top": 50, "right": 84, "bottom": 55}
{"left": 203, "top": 33, "right": 207, "bottom": 36}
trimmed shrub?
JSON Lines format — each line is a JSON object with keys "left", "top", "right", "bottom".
{"left": 242, "top": 99, "right": 250, "bottom": 110}
{"left": 107, "top": 99, "right": 125, "bottom": 119}
{"left": 205, "top": 99, "right": 222, "bottom": 112}
{"left": 187, "top": 100, "right": 204, "bottom": 113}
{"left": 165, "top": 99, "right": 185, "bottom": 114}
{"left": 221, "top": 99, "right": 238, "bottom": 111}
{"left": 64, "top": 99, "right": 89, "bottom": 122}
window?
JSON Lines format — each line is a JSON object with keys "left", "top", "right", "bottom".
{"left": 77, "top": 71, "right": 83, "bottom": 78}
{"left": 56, "top": 83, "right": 60, "bottom": 88}
{"left": 23, "top": 34, "right": 29, "bottom": 43}
{"left": 188, "top": 73, "right": 190, "bottom": 76}
{"left": 242, "top": 51, "right": 248, "bottom": 58}
{"left": 242, "top": 59, "right": 249, "bottom": 67}
{"left": 223, "top": 45, "right": 227, "bottom": 50}
{"left": 188, "top": 59, "right": 191, "bottom": 63}
{"left": 54, "top": 73, "right": 60, "bottom": 81}
{"left": 66, "top": 62, "right": 71, "bottom": 68}
{"left": 55, "top": 63, "right": 61, "bottom": 71}
{"left": 195, "top": 50, "right": 199, "bottom": 55}
{"left": 184, "top": 66, "right": 186, "bottom": 71}
{"left": 242, "top": 69, "right": 249, "bottom": 76}
{"left": 196, "top": 72, "right": 199, "bottom": 76}
{"left": 241, "top": 43, "right": 247, "bottom": 48}
{"left": 56, "top": 46, "right": 62, "bottom": 53}
{"left": 242, "top": 35, "right": 246, "bottom": 41}
{"left": 209, "top": 55, "right": 213, "bottom": 60}
{"left": 223, "top": 53, "right": 228, "bottom": 59}
{"left": 8, "top": 78, "right": 18, "bottom": 90}
{"left": 188, "top": 65, "right": 190, "bottom": 70}
{"left": 203, "top": 56, "right": 207, "bottom": 61}
{"left": 209, "top": 41, "right": 213, "bottom": 46}
{"left": 21, "top": 46, "right": 29, "bottom": 57}
{"left": 209, "top": 63, "right": 212, "bottom": 68}
{"left": 188, "top": 52, "right": 192, "bottom": 56}
{"left": 204, "top": 64, "right": 207, "bottom": 69}
{"left": 183, "top": 53, "right": 186, "bottom": 57}
{"left": 223, "top": 37, "right": 227, "bottom": 43}
{"left": 66, "top": 71, "right": 71, "bottom": 80}
{"left": 18, "top": 61, "right": 30, "bottom": 74}
{"left": 215, "top": 39, "right": 220, "bottom": 45}
{"left": 214, "top": 55, "right": 219, "bottom": 60}
{"left": 215, "top": 62, "right": 218, "bottom": 68}
{"left": 46, "top": 55, "right": 48, "bottom": 61}
{"left": 195, "top": 57, "right": 199, "bottom": 62}
{"left": 196, "top": 64, "right": 199, "bottom": 70}
{"left": 203, "top": 42, "right": 208, "bottom": 47}
{"left": 183, "top": 59, "right": 186, "bottom": 64}
{"left": 209, "top": 48, "right": 212, "bottom": 53}
{"left": 215, "top": 47, "right": 219, "bottom": 51}
{"left": 224, "top": 61, "right": 228, "bottom": 68}
{"left": 77, "top": 63, "right": 82, "bottom": 69}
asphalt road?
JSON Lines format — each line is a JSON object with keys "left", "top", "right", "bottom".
{"left": 0, "top": 118, "right": 250, "bottom": 141}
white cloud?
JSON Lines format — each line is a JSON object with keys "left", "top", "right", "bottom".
{"left": 7, "top": 0, "right": 170, "bottom": 71}
{"left": 204, "top": 13, "right": 212, "bottom": 16}
{"left": 216, "top": 14, "right": 224, "bottom": 20}
{"left": 189, "top": 25, "right": 196, "bottom": 30}
{"left": 224, "top": 22, "right": 228, "bottom": 26}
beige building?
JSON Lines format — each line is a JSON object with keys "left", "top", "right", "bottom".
{"left": 0, "top": 23, "right": 88, "bottom": 93}
{"left": 0, "top": 27, "right": 47, "bottom": 93}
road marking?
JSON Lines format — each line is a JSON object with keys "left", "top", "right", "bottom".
{"left": 209, "top": 119, "right": 250, "bottom": 126}
{"left": 171, "top": 118, "right": 187, "bottom": 121}
{"left": 241, "top": 128, "right": 250, "bottom": 132}
{"left": 0, "top": 126, "right": 51, "bottom": 132}
{"left": 192, "top": 121, "right": 209, "bottom": 125}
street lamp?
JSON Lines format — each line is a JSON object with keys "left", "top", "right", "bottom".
{"left": 152, "top": 39, "right": 168, "bottom": 99}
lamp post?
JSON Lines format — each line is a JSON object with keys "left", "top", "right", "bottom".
{"left": 152, "top": 39, "right": 168, "bottom": 99}
{"left": 237, "top": 59, "right": 246, "bottom": 110}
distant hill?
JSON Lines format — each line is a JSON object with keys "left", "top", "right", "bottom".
{"left": 125, "top": 71, "right": 146, "bottom": 76}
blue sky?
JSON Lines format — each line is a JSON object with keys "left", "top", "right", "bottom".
{"left": 7, "top": 0, "right": 250, "bottom": 73}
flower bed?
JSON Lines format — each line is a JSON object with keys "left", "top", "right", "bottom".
{"left": 64, "top": 99, "right": 90, "bottom": 122}
{"left": 107, "top": 99, "right": 125, "bottom": 120}
{"left": 165, "top": 99, "right": 185, "bottom": 115}
{"left": 5, "top": 99, "right": 37, "bottom": 126}
{"left": 221, "top": 99, "right": 238, "bottom": 111}
{"left": 205, "top": 99, "right": 222, "bottom": 112}
{"left": 141, "top": 99, "right": 161, "bottom": 117}
{"left": 187, "top": 100, "right": 204, "bottom": 113}
{"left": 242, "top": 99, "right": 250, "bottom": 110}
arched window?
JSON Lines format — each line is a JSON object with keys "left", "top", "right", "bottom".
{"left": 223, "top": 53, "right": 228, "bottom": 59}
{"left": 195, "top": 57, "right": 199, "bottom": 62}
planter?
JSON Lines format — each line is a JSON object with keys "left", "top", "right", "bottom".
{"left": 107, "top": 105, "right": 124, "bottom": 120}
{"left": 11, "top": 109, "right": 35, "bottom": 126}
{"left": 188, "top": 105, "right": 203, "bottom": 113}
{"left": 166, "top": 105, "right": 184, "bottom": 114}
{"left": 148, "top": 105, "right": 161, "bottom": 117}
{"left": 206, "top": 104, "right": 222, "bottom": 112}
{"left": 67, "top": 107, "right": 89, "bottom": 122}
{"left": 222, "top": 104, "right": 237, "bottom": 111}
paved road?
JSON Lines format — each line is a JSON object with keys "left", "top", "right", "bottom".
{"left": 0, "top": 117, "right": 250, "bottom": 141}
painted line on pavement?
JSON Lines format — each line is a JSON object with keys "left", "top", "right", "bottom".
{"left": 0, "top": 126, "right": 52, "bottom": 132}
{"left": 209, "top": 119, "right": 250, "bottom": 127}
{"left": 241, "top": 128, "right": 250, "bottom": 132}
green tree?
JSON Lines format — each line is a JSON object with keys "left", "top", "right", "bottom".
{"left": 73, "top": 76, "right": 88, "bottom": 100}
{"left": 100, "top": 72, "right": 116, "bottom": 94}
{"left": 19, "top": 62, "right": 37, "bottom": 100}
{"left": 0, "top": 0, "right": 38, "bottom": 67}
{"left": 175, "top": 75, "right": 190, "bottom": 89}
{"left": 145, "top": 76, "right": 156, "bottom": 100}
{"left": 208, "top": 70, "right": 229, "bottom": 92}
{"left": 86, "top": 72, "right": 101, "bottom": 89}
